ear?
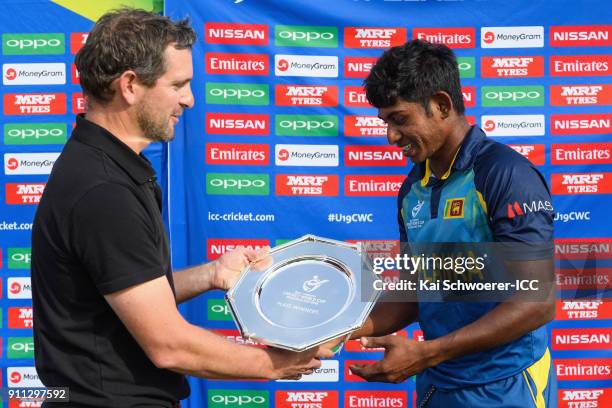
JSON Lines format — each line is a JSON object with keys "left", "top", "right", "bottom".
{"left": 429, "top": 91, "right": 453, "bottom": 120}
{"left": 115, "top": 70, "right": 141, "bottom": 106}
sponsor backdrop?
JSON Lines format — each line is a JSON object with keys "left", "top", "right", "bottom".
{"left": 1, "top": 0, "right": 611, "bottom": 406}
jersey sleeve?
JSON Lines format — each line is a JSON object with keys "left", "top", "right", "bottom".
{"left": 69, "top": 183, "right": 166, "bottom": 295}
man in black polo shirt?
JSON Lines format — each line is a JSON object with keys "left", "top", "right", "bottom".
{"left": 31, "top": 9, "right": 327, "bottom": 407}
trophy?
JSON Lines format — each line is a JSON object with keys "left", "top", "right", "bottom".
{"left": 226, "top": 235, "right": 380, "bottom": 352}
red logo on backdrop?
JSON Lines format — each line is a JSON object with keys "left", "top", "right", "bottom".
{"left": 551, "top": 143, "right": 612, "bottom": 164}
{"left": 344, "top": 360, "right": 376, "bottom": 382}
{"left": 413, "top": 329, "right": 424, "bottom": 342}
{"left": 413, "top": 27, "right": 475, "bottom": 48}
{"left": 275, "top": 174, "right": 338, "bottom": 196}
{"left": 10, "top": 281, "right": 21, "bottom": 295}
{"left": 344, "top": 175, "right": 405, "bottom": 196}
{"left": 344, "top": 391, "right": 408, "bottom": 408}
{"left": 212, "top": 329, "right": 264, "bottom": 347}
{"left": 10, "top": 371, "right": 21, "bottom": 384}
{"left": 72, "top": 92, "right": 85, "bottom": 114}
{"left": 344, "top": 115, "right": 387, "bottom": 137}
{"left": 8, "top": 307, "right": 33, "bottom": 328}
{"left": 556, "top": 299, "right": 612, "bottom": 320}
{"left": 483, "top": 120, "right": 496, "bottom": 132}
{"left": 70, "top": 32, "right": 88, "bottom": 54}
{"left": 206, "top": 239, "right": 269, "bottom": 261}
{"left": 345, "top": 330, "right": 407, "bottom": 351}
{"left": 556, "top": 267, "right": 611, "bottom": 290}
{"left": 205, "top": 113, "right": 269, "bottom": 135}
{"left": 550, "top": 25, "right": 612, "bottom": 47}
{"left": 205, "top": 23, "right": 268, "bottom": 45}
{"left": 206, "top": 143, "right": 269, "bottom": 165}
{"left": 9, "top": 399, "right": 43, "bottom": 408}
{"left": 344, "top": 27, "right": 406, "bottom": 48}
{"left": 7, "top": 158, "right": 19, "bottom": 171}
{"left": 466, "top": 116, "right": 476, "bottom": 125}
{"left": 553, "top": 328, "right": 612, "bottom": 350}
{"left": 550, "top": 55, "right": 611, "bottom": 76}
{"left": 555, "top": 358, "right": 612, "bottom": 380}
{"left": 559, "top": 388, "right": 612, "bottom": 408}
{"left": 555, "top": 238, "right": 612, "bottom": 259}
{"left": 71, "top": 63, "right": 79, "bottom": 84}
{"left": 5, "top": 183, "right": 43, "bottom": 205}
{"left": 205, "top": 53, "right": 269, "bottom": 75}
{"left": 552, "top": 173, "right": 612, "bottom": 194}
{"left": 344, "top": 86, "right": 371, "bottom": 107}
{"left": 483, "top": 31, "right": 495, "bottom": 44}
{"left": 481, "top": 56, "right": 544, "bottom": 78}
{"left": 551, "top": 84, "right": 612, "bottom": 106}
{"left": 277, "top": 149, "right": 289, "bottom": 161}
{"left": 275, "top": 85, "right": 338, "bottom": 107}
{"left": 462, "top": 86, "right": 475, "bottom": 108}
{"left": 5, "top": 68, "right": 17, "bottom": 81}
{"left": 344, "top": 146, "right": 406, "bottom": 166}
{"left": 276, "top": 391, "right": 339, "bottom": 408}
{"left": 508, "top": 144, "right": 545, "bottom": 166}
{"left": 551, "top": 114, "right": 612, "bottom": 135}
{"left": 277, "top": 59, "right": 289, "bottom": 71}
{"left": 344, "top": 56, "right": 378, "bottom": 78}
{"left": 4, "top": 93, "right": 66, "bottom": 115}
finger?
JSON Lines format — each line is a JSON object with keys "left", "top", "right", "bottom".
{"left": 305, "top": 358, "right": 322, "bottom": 370}
{"left": 350, "top": 363, "right": 383, "bottom": 381}
{"left": 360, "top": 335, "right": 392, "bottom": 349}
{"left": 315, "top": 346, "right": 335, "bottom": 359}
{"left": 251, "top": 247, "right": 273, "bottom": 271}
{"left": 284, "top": 374, "right": 302, "bottom": 380}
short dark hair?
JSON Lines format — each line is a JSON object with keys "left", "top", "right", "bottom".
{"left": 364, "top": 39, "right": 465, "bottom": 115}
{"left": 75, "top": 8, "right": 196, "bottom": 103}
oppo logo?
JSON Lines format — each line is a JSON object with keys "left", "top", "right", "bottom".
{"left": 209, "top": 178, "right": 266, "bottom": 190}
{"left": 7, "top": 127, "right": 63, "bottom": 139}
{"left": 209, "top": 88, "right": 266, "bottom": 100}
{"left": 484, "top": 90, "right": 541, "bottom": 101}
{"left": 211, "top": 395, "right": 267, "bottom": 405}
{"left": 279, "top": 120, "right": 334, "bottom": 131}
{"left": 278, "top": 30, "right": 334, "bottom": 42}
{"left": 457, "top": 62, "right": 473, "bottom": 71}
{"left": 5, "top": 38, "right": 61, "bottom": 49}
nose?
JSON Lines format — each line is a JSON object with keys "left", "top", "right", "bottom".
{"left": 180, "top": 82, "right": 195, "bottom": 109}
{"left": 386, "top": 125, "right": 401, "bottom": 146}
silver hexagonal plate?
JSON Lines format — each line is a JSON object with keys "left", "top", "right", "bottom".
{"left": 226, "top": 235, "right": 380, "bottom": 351}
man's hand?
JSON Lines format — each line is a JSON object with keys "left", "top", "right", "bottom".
{"left": 211, "top": 246, "right": 271, "bottom": 291}
{"left": 349, "top": 336, "right": 436, "bottom": 384}
{"left": 266, "top": 346, "right": 334, "bottom": 380}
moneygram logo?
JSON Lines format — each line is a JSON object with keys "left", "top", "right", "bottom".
{"left": 555, "top": 359, "right": 612, "bottom": 380}
{"left": 344, "top": 27, "right": 406, "bottom": 48}
{"left": 275, "top": 115, "right": 338, "bottom": 136}
{"left": 4, "top": 123, "right": 67, "bottom": 145}
{"left": 551, "top": 114, "right": 611, "bottom": 135}
{"left": 551, "top": 84, "right": 612, "bottom": 106}
{"left": 508, "top": 144, "right": 545, "bottom": 165}
{"left": 207, "top": 239, "right": 269, "bottom": 260}
{"left": 344, "top": 56, "right": 377, "bottom": 78}
{"left": 344, "top": 391, "right": 408, "bottom": 408}
{"left": 4, "top": 153, "right": 59, "bottom": 175}
{"left": 275, "top": 144, "right": 339, "bottom": 167}
{"left": 276, "top": 174, "right": 339, "bottom": 196}
{"left": 205, "top": 23, "right": 268, "bottom": 45}
{"left": 481, "top": 26, "right": 544, "bottom": 48}
{"left": 7, "top": 367, "right": 43, "bottom": 388}
{"left": 551, "top": 55, "right": 611, "bottom": 76}
{"left": 457, "top": 57, "right": 476, "bottom": 78}
{"left": 553, "top": 328, "right": 612, "bottom": 350}
{"left": 481, "top": 56, "right": 544, "bottom": 78}
{"left": 481, "top": 86, "right": 544, "bottom": 107}
{"left": 345, "top": 116, "right": 387, "bottom": 137}
{"left": 552, "top": 173, "right": 612, "bottom": 194}
{"left": 481, "top": 115, "right": 545, "bottom": 136}
{"left": 4, "top": 93, "right": 66, "bottom": 115}
{"left": 276, "top": 391, "right": 339, "bottom": 408}
{"left": 413, "top": 27, "right": 475, "bottom": 48}
{"left": 206, "top": 143, "right": 269, "bottom": 165}
{"left": 557, "top": 299, "right": 612, "bottom": 320}
{"left": 8, "top": 337, "right": 34, "bottom": 359}
{"left": 275, "top": 25, "right": 337, "bottom": 47}
{"left": 552, "top": 143, "right": 612, "bottom": 165}
{"left": 207, "top": 298, "right": 233, "bottom": 321}
{"left": 559, "top": 389, "right": 612, "bottom": 408}
{"left": 8, "top": 307, "right": 33, "bottom": 328}
{"left": 345, "top": 175, "right": 405, "bottom": 196}
{"left": 206, "top": 113, "right": 269, "bottom": 135}
{"left": 206, "top": 173, "right": 269, "bottom": 195}
{"left": 344, "top": 146, "right": 407, "bottom": 166}
{"left": 209, "top": 390, "right": 268, "bottom": 407}
{"left": 8, "top": 277, "right": 32, "bottom": 299}
{"left": 70, "top": 32, "right": 88, "bottom": 54}
{"left": 206, "top": 53, "right": 268, "bottom": 75}
{"left": 275, "top": 85, "right": 338, "bottom": 106}
{"left": 3, "top": 33, "right": 64, "bottom": 55}
{"left": 274, "top": 54, "right": 338, "bottom": 77}
{"left": 5, "top": 182, "right": 46, "bottom": 204}
{"left": 344, "top": 86, "right": 371, "bottom": 107}
{"left": 206, "top": 83, "right": 269, "bottom": 105}
{"left": 551, "top": 25, "right": 611, "bottom": 47}
{"left": 3, "top": 63, "right": 65, "bottom": 85}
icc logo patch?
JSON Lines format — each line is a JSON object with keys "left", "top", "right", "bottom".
{"left": 444, "top": 198, "right": 465, "bottom": 219}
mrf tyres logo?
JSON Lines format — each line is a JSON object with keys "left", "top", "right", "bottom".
{"left": 276, "top": 174, "right": 339, "bottom": 196}
{"left": 276, "top": 391, "right": 339, "bottom": 408}
{"left": 551, "top": 84, "right": 612, "bottom": 106}
{"left": 4, "top": 93, "right": 67, "bottom": 115}
{"left": 3, "top": 33, "right": 65, "bottom": 55}
{"left": 275, "top": 85, "right": 338, "bottom": 107}
{"left": 552, "top": 173, "right": 612, "bottom": 194}
{"left": 557, "top": 299, "right": 612, "bottom": 320}
{"left": 559, "top": 388, "right": 612, "bottom": 408}
{"left": 481, "top": 86, "right": 544, "bottom": 107}
{"left": 205, "top": 173, "right": 269, "bottom": 196}
{"left": 481, "top": 56, "right": 544, "bottom": 78}
{"left": 481, "top": 115, "right": 545, "bottom": 137}
{"left": 275, "top": 54, "right": 338, "bottom": 77}
{"left": 508, "top": 144, "right": 545, "bottom": 166}
{"left": 206, "top": 83, "right": 269, "bottom": 106}
{"left": 4, "top": 123, "right": 67, "bottom": 145}
{"left": 344, "top": 27, "right": 406, "bottom": 48}
{"left": 275, "top": 144, "right": 339, "bottom": 167}
{"left": 345, "top": 116, "right": 387, "bottom": 137}
{"left": 6, "top": 183, "right": 46, "bottom": 204}
{"left": 275, "top": 25, "right": 337, "bottom": 47}
{"left": 481, "top": 26, "right": 544, "bottom": 48}
{"left": 208, "top": 389, "right": 269, "bottom": 407}
{"left": 3, "top": 63, "right": 65, "bottom": 85}
{"left": 275, "top": 115, "right": 338, "bottom": 136}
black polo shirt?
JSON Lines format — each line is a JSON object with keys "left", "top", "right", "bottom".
{"left": 31, "top": 115, "right": 189, "bottom": 407}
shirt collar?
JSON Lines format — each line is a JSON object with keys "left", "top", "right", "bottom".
{"left": 72, "top": 114, "right": 156, "bottom": 185}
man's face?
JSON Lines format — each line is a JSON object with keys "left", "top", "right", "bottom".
{"left": 378, "top": 98, "right": 446, "bottom": 164}
{"left": 137, "top": 45, "right": 194, "bottom": 142}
